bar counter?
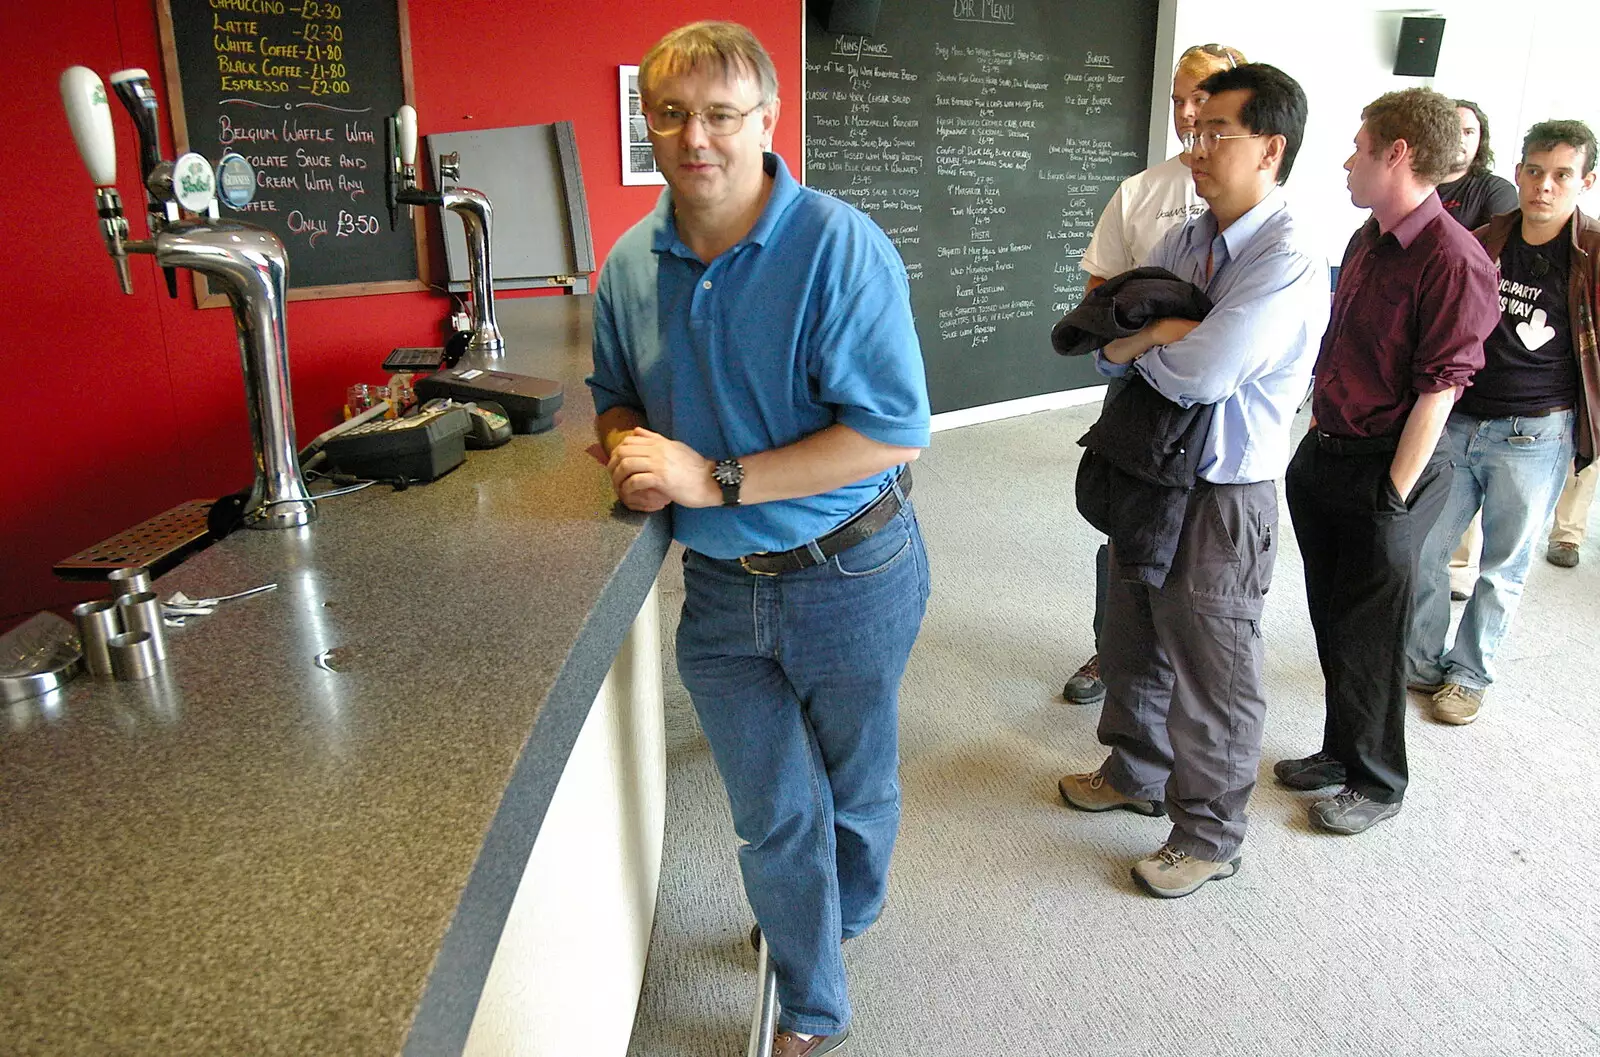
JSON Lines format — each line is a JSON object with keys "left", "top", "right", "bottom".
{"left": 0, "top": 296, "right": 671, "bottom": 1056}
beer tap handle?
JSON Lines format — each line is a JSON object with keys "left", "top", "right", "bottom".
{"left": 397, "top": 104, "right": 418, "bottom": 184}
{"left": 60, "top": 66, "right": 133, "bottom": 295}
{"left": 109, "top": 68, "right": 179, "bottom": 298}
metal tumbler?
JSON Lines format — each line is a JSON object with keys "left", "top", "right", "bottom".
{"left": 107, "top": 567, "right": 153, "bottom": 597}
{"left": 72, "top": 599, "right": 121, "bottom": 678}
{"left": 116, "top": 591, "right": 168, "bottom": 661}
{"left": 108, "top": 631, "right": 160, "bottom": 681}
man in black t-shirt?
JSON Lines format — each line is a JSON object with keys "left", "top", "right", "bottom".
{"left": 1407, "top": 119, "right": 1600, "bottom": 726}
{"left": 1436, "top": 100, "right": 1518, "bottom": 229}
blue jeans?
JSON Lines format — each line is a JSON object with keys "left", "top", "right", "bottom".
{"left": 1408, "top": 410, "right": 1574, "bottom": 692}
{"left": 676, "top": 500, "right": 929, "bottom": 1036}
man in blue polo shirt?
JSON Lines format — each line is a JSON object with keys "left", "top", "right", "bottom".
{"left": 588, "top": 21, "right": 929, "bottom": 1057}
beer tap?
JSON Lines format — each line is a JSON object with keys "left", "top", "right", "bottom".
{"left": 108, "top": 69, "right": 180, "bottom": 297}
{"left": 386, "top": 104, "right": 505, "bottom": 358}
{"left": 60, "top": 66, "right": 132, "bottom": 295}
{"left": 60, "top": 66, "right": 316, "bottom": 531}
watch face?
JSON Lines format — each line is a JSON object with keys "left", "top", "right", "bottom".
{"left": 713, "top": 460, "right": 743, "bottom": 485}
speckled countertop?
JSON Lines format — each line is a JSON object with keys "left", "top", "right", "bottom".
{"left": 0, "top": 296, "right": 670, "bottom": 1056}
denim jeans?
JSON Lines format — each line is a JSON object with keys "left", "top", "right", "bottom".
{"left": 676, "top": 499, "right": 929, "bottom": 1036}
{"left": 1408, "top": 410, "right": 1574, "bottom": 692}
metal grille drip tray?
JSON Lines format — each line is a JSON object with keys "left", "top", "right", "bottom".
{"left": 54, "top": 499, "right": 217, "bottom": 582}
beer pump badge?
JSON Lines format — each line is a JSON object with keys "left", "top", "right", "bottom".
{"left": 216, "top": 153, "right": 256, "bottom": 209}
{"left": 172, "top": 152, "right": 217, "bottom": 213}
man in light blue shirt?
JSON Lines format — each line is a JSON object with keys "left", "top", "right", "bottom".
{"left": 588, "top": 21, "right": 929, "bottom": 1056}
{"left": 1057, "top": 64, "right": 1329, "bottom": 899}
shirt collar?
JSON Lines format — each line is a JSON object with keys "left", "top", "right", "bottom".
{"left": 650, "top": 152, "right": 799, "bottom": 257}
{"left": 1387, "top": 190, "right": 1445, "bottom": 249}
{"left": 1216, "top": 188, "right": 1286, "bottom": 259}
{"left": 1183, "top": 187, "right": 1285, "bottom": 266}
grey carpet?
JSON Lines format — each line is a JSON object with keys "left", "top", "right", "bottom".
{"left": 625, "top": 404, "right": 1600, "bottom": 1057}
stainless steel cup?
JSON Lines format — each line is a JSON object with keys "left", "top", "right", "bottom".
{"left": 72, "top": 599, "right": 121, "bottom": 678}
{"left": 108, "top": 631, "right": 160, "bottom": 681}
{"left": 116, "top": 591, "right": 168, "bottom": 661}
{"left": 107, "top": 567, "right": 153, "bottom": 597}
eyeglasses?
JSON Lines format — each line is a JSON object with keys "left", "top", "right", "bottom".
{"left": 1181, "top": 131, "right": 1264, "bottom": 154}
{"left": 1179, "top": 43, "right": 1240, "bottom": 70}
{"left": 644, "top": 102, "right": 765, "bottom": 137}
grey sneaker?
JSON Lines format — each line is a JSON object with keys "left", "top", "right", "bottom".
{"left": 1548, "top": 541, "right": 1580, "bottom": 568}
{"left": 1058, "top": 768, "right": 1165, "bottom": 816}
{"left": 1432, "top": 682, "right": 1483, "bottom": 725}
{"left": 1273, "top": 751, "right": 1347, "bottom": 790}
{"left": 1063, "top": 653, "right": 1106, "bottom": 705}
{"left": 1310, "top": 788, "right": 1402, "bottom": 834}
{"left": 1132, "top": 845, "right": 1241, "bottom": 898}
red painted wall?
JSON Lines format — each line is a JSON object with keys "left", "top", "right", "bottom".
{"left": 2, "top": 0, "right": 802, "bottom": 624}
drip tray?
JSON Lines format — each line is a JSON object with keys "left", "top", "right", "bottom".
{"left": 54, "top": 499, "right": 217, "bottom": 582}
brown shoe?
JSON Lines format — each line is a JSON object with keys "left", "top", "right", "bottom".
{"left": 1058, "top": 768, "right": 1165, "bottom": 816}
{"left": 773, "top": 1026, "right": 850, "bottom": 1056}
{"left": 1431, "top": 682, "right": 1483, "bottom": 725}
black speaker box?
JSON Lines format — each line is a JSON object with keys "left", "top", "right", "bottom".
{"left": 826, "top": 0, "right": 882, "bottom": 37}
{"left": 1394, "top": 16, "right": 1446, "bottom": 77}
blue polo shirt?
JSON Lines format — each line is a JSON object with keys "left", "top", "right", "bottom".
{"left": 589, "top": 153, "right": 930, "bottom": 559}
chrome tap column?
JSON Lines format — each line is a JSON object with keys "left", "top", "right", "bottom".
{"left": 60, "top": 66, "right": 314, "bottom": 530}
{"left": 388, "top": 105, "right": 505, "bottom": 357}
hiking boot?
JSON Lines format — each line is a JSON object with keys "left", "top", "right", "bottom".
{"left": 1548, "top": 541, "right": 1580, "bottom": 568}
{"left": 1431, "top": 682, "right": 1483, "bottom": 725}
{"left": 1132, "top": 845, "right": 1241, "bottom": 898}
{"left": 1058, "top": 768, "right": 1164, "bottom": 816}
{"left": 1062, "top": 654, "right": 1106, "bottom": 705}
{"left": 1272, "top": 751, "right": 1347, "bottom": 791}
{"left": 1310, "top": 788, "right": 1402, "bottom": 834}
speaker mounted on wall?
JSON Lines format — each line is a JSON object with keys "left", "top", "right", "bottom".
{"left": 1394, "top": 16, "right": 1446, "bottom": 77}
{"left": 825, "top": 0, "right": 883, "bottom": 37}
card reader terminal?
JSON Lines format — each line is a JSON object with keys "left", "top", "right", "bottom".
{"left": 322, "top": 403, "right": 471, "bottom": 482}
{"left": 414, "top": 367, "right": 563, "bottom": 434}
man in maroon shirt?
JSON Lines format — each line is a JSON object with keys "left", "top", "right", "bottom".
{"left": 1279, "top": 88, "right": 1499, "bottom": 834}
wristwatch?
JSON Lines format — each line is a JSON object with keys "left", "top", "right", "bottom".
{"left": 711, "top": 458, "right": 744, "bottom": 506}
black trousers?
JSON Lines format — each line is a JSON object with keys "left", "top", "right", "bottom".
{"left": 1284, "top": 432, "right": 1452, "bottom": 803}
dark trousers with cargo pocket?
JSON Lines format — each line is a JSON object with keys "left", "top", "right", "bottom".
{"left": 1285, "top": 433, "right": 1452, "bottom": 805}
{"left": 1097, "top": 480, "right": 1278, "bottom": 862}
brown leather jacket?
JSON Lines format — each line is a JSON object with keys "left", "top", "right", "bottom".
{"left": 1474, "top": 206, "right": 1600, "bottom": 470}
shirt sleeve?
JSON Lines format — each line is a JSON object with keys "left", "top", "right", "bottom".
{"left": 1411, "top": 253, "right": 1498, "bottom": 393}
{"left": 810, "top": 263, "right": 932, "bottom": 448}
{"left": 1080, "top": 184, "right": 1130, "bottom": 279}
{"left": 1130, "top": 245, "right": 1326, "bottom": 407}
{"left": 586, "top": 264, "right": 642, "bottom": 417}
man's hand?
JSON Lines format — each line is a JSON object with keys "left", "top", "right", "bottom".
{"left": 1103, "top": 317, "right": 1202, "bottom": 364}
{"left": 607, "top": 427, "right": 719, "bottom": 511}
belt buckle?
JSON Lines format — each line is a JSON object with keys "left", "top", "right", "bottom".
{"left": 739, "top": 556, "right": 780, "bottom": 577}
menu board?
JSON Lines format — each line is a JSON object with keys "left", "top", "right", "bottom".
{"left": 158, "top": 0, "right": 423, "bottom": 301}
{"left": 804, "top": 0, "right": 1160, "bottom": 413}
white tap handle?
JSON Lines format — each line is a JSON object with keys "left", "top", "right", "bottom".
{"left": 396, "top": 104, "right": 418, "bottom": 166}
{"left": 60, "top": 66, "right": 117, "bottom": 187}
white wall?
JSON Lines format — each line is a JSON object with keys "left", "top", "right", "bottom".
{"left": 1165, "top": 0, "right": 1600, "bottom": 262}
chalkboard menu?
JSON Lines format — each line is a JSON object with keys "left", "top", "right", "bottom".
{"left": 158, "top": 0, "right": 423, "bottom": 301}
{"left": 804, "top": 1, "right": 1159, "bottom": 413}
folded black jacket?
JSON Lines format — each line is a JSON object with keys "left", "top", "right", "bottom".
{"left": 1051, "top": 266, "right": 1213, "bottom": 357}
{"left": 1061, "top": 268, "right": 1216, "bottom": 589}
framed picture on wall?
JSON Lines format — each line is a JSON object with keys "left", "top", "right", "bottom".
{"left": 620, "top": 65, "right": 666, "bottom": 186}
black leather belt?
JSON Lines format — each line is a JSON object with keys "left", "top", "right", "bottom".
{"left": 1460, "top": 404, "right": 1573, "bottom": 419}
{"left": 1314, "top": 430, "right": 1399, "bottom": 455}
{"left": 738, "top": 467, "right": 912, "bottom": 576}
